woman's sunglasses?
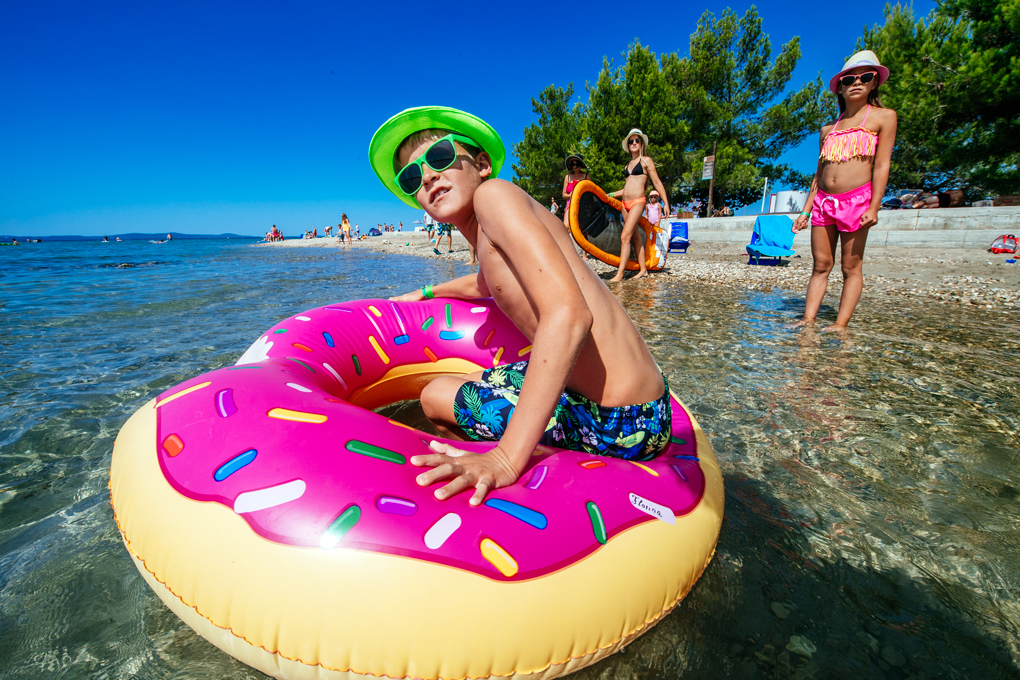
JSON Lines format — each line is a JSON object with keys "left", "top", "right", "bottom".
{"left": 395, "top": 133, "right": 477, "bottom": 196}
{"left": 628, "top": 137, "right": 642, "bottom": 146}
{"left": 839, "top": 71, "right": 878, "bottom": 88}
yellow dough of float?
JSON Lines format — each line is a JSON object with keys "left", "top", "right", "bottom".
{"left": 111, "top": 397, "right": 723, "bottom": 680}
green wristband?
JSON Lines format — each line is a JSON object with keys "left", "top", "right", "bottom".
{"left": 799, "top": 211, "right": 811, "bottom": 216}
{"left": 422, "top": 284, "right": 434, "bottom": 300}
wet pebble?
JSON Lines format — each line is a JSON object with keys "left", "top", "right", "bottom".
{"left": 881, "top": 645, "right": 907, "bottom": 667}
{"left": 771, "top": 601, "right": 793, "bottom": 619}
{"left": 857, "top": 631, "right": 880, "bottom": 654}
{"left": 787, "top": 635, "right": 817, "bottom": 658}
{"left": 729, "top": 643, "right": 745, "bottom": 657}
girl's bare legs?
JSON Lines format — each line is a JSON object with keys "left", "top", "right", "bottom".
{"left": 829, "top": 228, "right": 869, "bottom": 329}
{"left": 789, "top": 224, "right": 839, "bottom": 327}
{"left": 610, "top": 206, "right": 645, "bottom": 282}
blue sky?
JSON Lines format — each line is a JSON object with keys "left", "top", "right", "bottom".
{"left": 1, "top": 0, "right": 933, "bottom": 236}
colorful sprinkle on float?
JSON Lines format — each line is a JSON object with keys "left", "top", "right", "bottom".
{"left": 110, "top": 298, "right": 724, "bottom": 680}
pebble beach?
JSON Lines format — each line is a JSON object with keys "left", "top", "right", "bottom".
{"left": 261, "top": 231, "right": 1020, "bottom": 311}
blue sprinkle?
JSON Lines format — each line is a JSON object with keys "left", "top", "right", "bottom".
{"left": 214, "top": 449, "right": 257, "bottom": 481}
{"left": 439, "top": 330, "right": 464, "bottom": 341}
{"left": 322, "top": 331, "right": 335, "bottom": 347}
{"left": 394, "top": 334, "right": 410, "bottom": 345}
{"left": 484, "top": 498, "right": 547, "bottom": 529}
{"left": 673, "top": 455, "right": 699, "bottom": 461}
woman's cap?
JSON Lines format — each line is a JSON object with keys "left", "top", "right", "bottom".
{"left": 369, "top": 106, "right": 506, "bottom": 209}
{"left": 829, "top": 50, "right": 890, "bottom": 93}
{"left": 649, "top": 190, "right": 659, "bottom": 197}
{"left": 622, "top": 128, "right": 649, "bottom": 152}
{"left": 564, "top": 153, "right": 587, "bottom": 171}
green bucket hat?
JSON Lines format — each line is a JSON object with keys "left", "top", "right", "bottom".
{"left": 368, "top": 106, "right": 506, "bottom": 209}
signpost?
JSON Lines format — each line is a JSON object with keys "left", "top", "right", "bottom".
{"left": 703, "top": 141, "right": 717, "bottom": 216}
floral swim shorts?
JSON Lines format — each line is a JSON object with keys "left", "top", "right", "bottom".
{"left": 436, "top": 223, "right": 454, "bottom": 237}
{"left": 453, "top": 361, "right": 672, "bottom": 461}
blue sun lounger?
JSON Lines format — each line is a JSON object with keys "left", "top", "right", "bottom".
{"left": 746, "top": 215, "right": 795, "bottom": 265}
{"left": 667, "top": 221, "right": 690, "bottom": 254}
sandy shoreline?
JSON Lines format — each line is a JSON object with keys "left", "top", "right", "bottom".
{"left": 258, "top": 231, "right": 1020, "bottom": 310}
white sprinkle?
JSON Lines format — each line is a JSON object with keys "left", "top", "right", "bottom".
{"left": 286, "top": 383, "right": 312, "bottom": 393}
{"left": 424, "top": 513, "right": 461, "bottom": 549}
{"left": 629, "top": 492, "right": 675, "bottom": 525}
{"left": 470, "top": 307, "right": 487, "bottom": 313}
{"left": 322, "top": 362, "right": 347, "bottom": 390}
{"left": 234, "top": 480, "right": 306, "bottom": 514}
{"left": 295, "top": 316, "right": 311, "bottom": 321}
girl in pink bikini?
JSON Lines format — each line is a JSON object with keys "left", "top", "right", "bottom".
{"left": 791, "top": 50, "right": 897, "bottom": 329}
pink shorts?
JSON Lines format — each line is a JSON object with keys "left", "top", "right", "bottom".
{"left": 811, "top": 182, "right": 872, "bottom": 233}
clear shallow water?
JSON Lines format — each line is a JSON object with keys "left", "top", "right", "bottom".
{"left": 1, "top": 240, "right": 1018, "bottom": 679}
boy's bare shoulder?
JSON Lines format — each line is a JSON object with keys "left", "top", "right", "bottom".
{"left": 474, "top": 180, "right": 535, "bottom": 220}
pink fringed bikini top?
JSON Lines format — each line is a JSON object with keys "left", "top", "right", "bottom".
{"left": 820, "top": 105, "right": 879, "bottom": 163}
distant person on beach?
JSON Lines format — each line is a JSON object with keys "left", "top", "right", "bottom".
{"left": 424, "top": 212, "right": 435, "bottom": 242}
{"left": 167, "top": 233, "right": 173, "bottom": 242}
{"left": 340, "top": 214, "right": 352, "bottom": 245}
{"left": 909, "top": 189, "right": 964, "bottom": 209}
{"left": 103, "top": 235, "right": 109, "bottom": 242}
{"left": 550, "top": 197, "right": 559, "bottom": 215}
{"left": 561, "top": 154, "right": 589, "bottom": 229}
{"left": 433, "top": 222, "right": 453, "bottom": 255}
{"left": 607, "top": 129, "right": 670, "bottom": 282}
{"left": 791, "top": 50, "right": 897, "bottom": 331}
{"left": 372, "top": 106, "right": 671, "bottom": 504}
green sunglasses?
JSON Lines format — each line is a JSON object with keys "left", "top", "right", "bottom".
{"left": 395, "top": 133, "right": 478, "bottom": 196}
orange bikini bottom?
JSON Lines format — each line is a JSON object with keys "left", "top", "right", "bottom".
{"left": 621, "top": 197, "right": 647, "bottom": 211}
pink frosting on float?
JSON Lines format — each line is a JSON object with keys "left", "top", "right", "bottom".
{"left": 154, "top": 298, "right": 705, "bottom": 581}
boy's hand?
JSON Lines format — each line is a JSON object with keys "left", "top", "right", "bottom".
{"left": 390, "top": 289, "right": 425, "bottom": 302}
{"left": 411, "top": 440, "right": 521, "bottom": 506}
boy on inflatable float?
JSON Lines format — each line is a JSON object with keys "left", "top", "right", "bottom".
{"left": 369, "top": 106, "right": 673, "bottom": 506}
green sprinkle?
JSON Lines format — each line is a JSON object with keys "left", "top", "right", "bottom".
{"left": 285, "top": 357, "right": 315, "bottom": 372}
{"left": 346, "top": 440, "right": 406, "bottom": 465}
{"left": 352, "top": 354, "right": 361, "bottom": 376}
{"left": 445, "top": 303, "right": 452, "bottom": 328}
{"left": 586, "top": 501, "right": 607, "bottom": 545}
{"left": 228, "top": 366, "right": 262, "bottom": 370}
{"left": 421, "top": 317, "right": 434, "bottom": 331}
{"left": 319, "top": 505, "right": 361, "bottom": 549}
{"left": 273, "top": 329, "right": 288, "bottom": 334}
{"left": 671, "top": 436, "right": 687, "bottom": 445}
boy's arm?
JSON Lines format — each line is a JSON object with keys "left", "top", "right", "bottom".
{"left": 412, "top": 181, "right": 593, "bottom": 505}
{"left": 390, "top": 272, "right": 490, "bottom": 302}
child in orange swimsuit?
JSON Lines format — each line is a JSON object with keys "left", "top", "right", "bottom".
{"left": 791, "top": 50, "right": 898, "bottom": 330}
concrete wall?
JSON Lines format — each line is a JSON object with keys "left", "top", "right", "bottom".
{"left": 672, "top": 207, "right": 1020, "bottom": 248}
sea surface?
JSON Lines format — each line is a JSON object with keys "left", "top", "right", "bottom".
{"left": 1, "top": 239, "right": 1018, "bottom": 679}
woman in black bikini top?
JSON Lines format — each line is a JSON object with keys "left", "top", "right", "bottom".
{"left": 609, "top": 128, "right": 669, "bottom": 283}
{"left": 622, "top": 161, "right": 644, "bottom": 178}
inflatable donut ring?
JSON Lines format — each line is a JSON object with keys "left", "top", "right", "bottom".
{"left": 110, "top": 298, "right": 723, "bottom": 680}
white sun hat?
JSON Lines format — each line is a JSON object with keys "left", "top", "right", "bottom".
{"left": 621, "top": 128, "right": 649, "bottom": 152}
{"left": 829, "top": 50, "right": 890, "bottom": 93}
